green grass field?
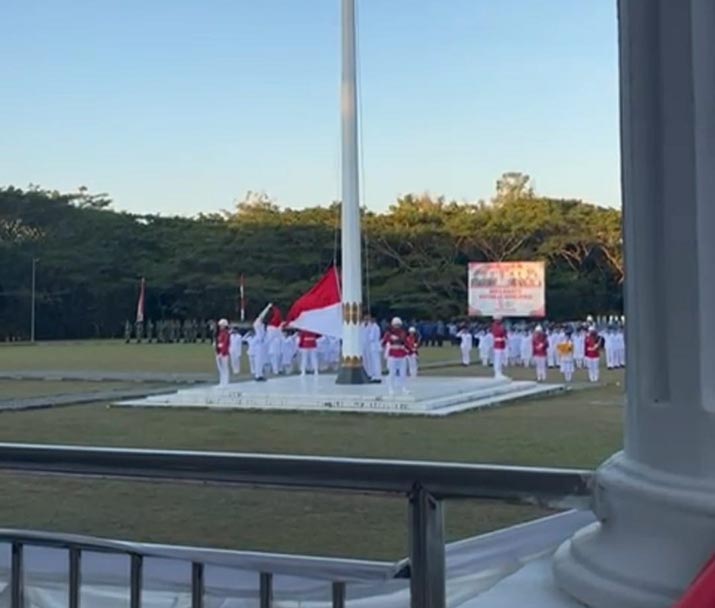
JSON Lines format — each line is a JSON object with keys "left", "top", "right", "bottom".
{"left": 0, "top": 340, "right": 459, "bottom": 374}
{"left": 0, "top": 341, "right": 624, "bottom": 558}
{"left": 0, "top": 380, "right": 138, "bottom": 399}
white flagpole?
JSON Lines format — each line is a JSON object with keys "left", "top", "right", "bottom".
{"left": 336, "top": 0, "right": 368, "bottom": 384}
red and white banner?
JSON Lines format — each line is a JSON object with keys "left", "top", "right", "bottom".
{"left": 286, "top": 267, "right": 342, "bottom": 338}
{"left": 468, "top": 262, "right": 545, "bottom": 317}
{"left": 136, "top": 277, "right": 146, "bottom": 323}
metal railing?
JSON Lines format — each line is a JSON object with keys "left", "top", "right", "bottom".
{"left": 0, "top": 443, "right": 593, "bottom": 608}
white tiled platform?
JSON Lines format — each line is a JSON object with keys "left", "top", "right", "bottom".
{"left": 117, "top": 375, "right": 564, "bottom": 416}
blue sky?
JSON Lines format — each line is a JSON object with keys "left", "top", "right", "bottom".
{"left": 0, "top": 0, "right": 619, "bottom": 215}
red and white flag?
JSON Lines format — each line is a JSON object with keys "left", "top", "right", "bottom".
{"left": 286, "top": 267, "right": 342, "bottom": 338}
{"left": 136, "top": 277, "right": 146, "bottom": 324}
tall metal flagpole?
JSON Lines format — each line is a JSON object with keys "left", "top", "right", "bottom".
{"left": 336, "top": 0, "right": 368, "bottom": 384}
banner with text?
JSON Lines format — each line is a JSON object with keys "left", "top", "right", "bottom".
{"left": 468, "top": 261, "right": 546, "bottom": 317}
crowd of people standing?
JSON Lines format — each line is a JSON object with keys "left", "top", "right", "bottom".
{"left": 124, "top": 312, "right": 624, "bottom": 390}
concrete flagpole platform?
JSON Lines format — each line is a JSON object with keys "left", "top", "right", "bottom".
{"left": 116, "top": 375, "right": 564, "bottom": 416}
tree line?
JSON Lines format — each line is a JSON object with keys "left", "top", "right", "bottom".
{"left": 0, "top": 173, "right": 623, "bottom": 340}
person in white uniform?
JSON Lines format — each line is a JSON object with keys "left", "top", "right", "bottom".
{"left": 229, "top": 325, "right": 243, "bottom": 376}
{"left": 520, "top": 329, "right": 532, "bottom": 368}
{"left": 457, "top": 325, "right": 473, "bottom": 366}
{"left": 573, "top": 326, "right": 586, "bottom": 369}
{"left": 478, "top": 329, "right": 492, "bottom": 367}
{"left": 281, "top": 330, "right": 297, "bottom": 374}
{"left": 251, "top": 303, "right": 272, "bottom": 381}
{"left": 557, "top": 329, "right": 575, "bottom": 383}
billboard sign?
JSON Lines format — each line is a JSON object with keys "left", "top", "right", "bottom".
{"left": 468, "top": 261, "right": 546, "bottom": 317}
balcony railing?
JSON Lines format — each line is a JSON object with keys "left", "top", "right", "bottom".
{"left": 0, "top": 443, "right": 593, "bottom": 608}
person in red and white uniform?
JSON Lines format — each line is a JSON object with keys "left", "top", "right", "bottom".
{"left": 406, "top": 327, "right": 420, "bottom": 378}
{"left": 585, "top": 326, "right": 602, "bottom": 383}
{"left": 382, "top": 317, "right": 409, "bottom": 394}
{"left": 491, "top": 316, "right": 507, "bottom": 378}
{"left": 298, "top": 330, "right": 320, "bottom": 377}
{"left": 214, "top": 318, "right": 231, "bottom": 387}
{"left": 531, "top": 325, "right": 549, "bottom": 382}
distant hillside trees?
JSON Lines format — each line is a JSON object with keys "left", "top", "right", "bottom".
{"left": 0, "top": 174, "right": 623, "bottom": 339}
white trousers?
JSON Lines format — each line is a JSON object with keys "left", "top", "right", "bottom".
{"left": 534, "top": 356, "right": 547, "bottom": 381}
{"left": 230, "top": 353, "right": 241, "bottom": 375}
{"left": 587, "top": 357, "right": 600, "bottom": 382}
{"left": 460, "top": 346, "right": 471, "bottom": 366}
{"left": 363, "top": 349, "right": 381, "bottom": 380}
{"left": 561, "top": 358, "right": 575, "bottom": 382}
{"left": 216, "top": 355, "right": 230, "bottom": 386}
{"left": 270, "top": 353, "right": 281, "bottom": 375}
{"left": 253, "top": 350, "right": 265, "bottom": 379}
{"left": 493, "top": 349, "right": 506, "bottom": 377}
{"left": 300, "top": 348, "right": 319, "bottom": 375}
{"left": 387, "top": 357, "right": 407, "bottom": 392}
{"left": 407, "top": 354, "right": 418, "bottom": 377}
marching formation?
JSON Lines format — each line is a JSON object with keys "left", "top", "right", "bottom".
{"left": 211, "top": 303, "right": 625, "bottom": 391}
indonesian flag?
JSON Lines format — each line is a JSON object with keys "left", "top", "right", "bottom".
{"left": 136, "top": 277, "right": 146, "bottom": 324}
{"left": 286, "top": 267, "right": 342, "bottom": 338}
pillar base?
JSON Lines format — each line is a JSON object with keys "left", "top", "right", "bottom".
{"left": 335, "top": 365, "right": 370, "bottom": 385}
{"left": 553, "top": 451, "right": 715, "bottom": 608}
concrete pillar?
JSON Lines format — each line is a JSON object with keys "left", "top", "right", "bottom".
{"left": 336, "top": 0, "right": 369, "bottom": 384}
{"left": 553, "top": 1, "right": 715, "bottom": 606}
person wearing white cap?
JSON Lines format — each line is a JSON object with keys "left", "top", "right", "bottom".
{"left": 214, "top": 318, "right": 231, "bottom": 387}
{"left": 381, "top": 317, "right": 409, "bottom": 394}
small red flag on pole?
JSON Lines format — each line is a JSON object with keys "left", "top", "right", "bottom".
{"left": 239, "top": 274, "right": 246, "bottom": 322}
{"left": 136, "top": 277, "right": 146, "bottom": 324}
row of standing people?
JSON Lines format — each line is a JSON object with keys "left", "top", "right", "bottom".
{"left": 124, "top": 319, "right": 215, "bottom": 343}
{"left": 457, "top": 321, "right": 624, "bottom": 383}
{"left": 214, "top": 309, "right": 421, "bottom": 393}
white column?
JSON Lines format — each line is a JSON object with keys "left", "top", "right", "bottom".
{"left": 336, "top": 0, "right": 368, "bottom": 384}
{"left": 554, "top": 1, "right": 715, "bottom": 606}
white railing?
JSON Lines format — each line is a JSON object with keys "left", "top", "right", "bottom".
{"left": 0, "top": 443, "right": 593, "bottom": 608}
